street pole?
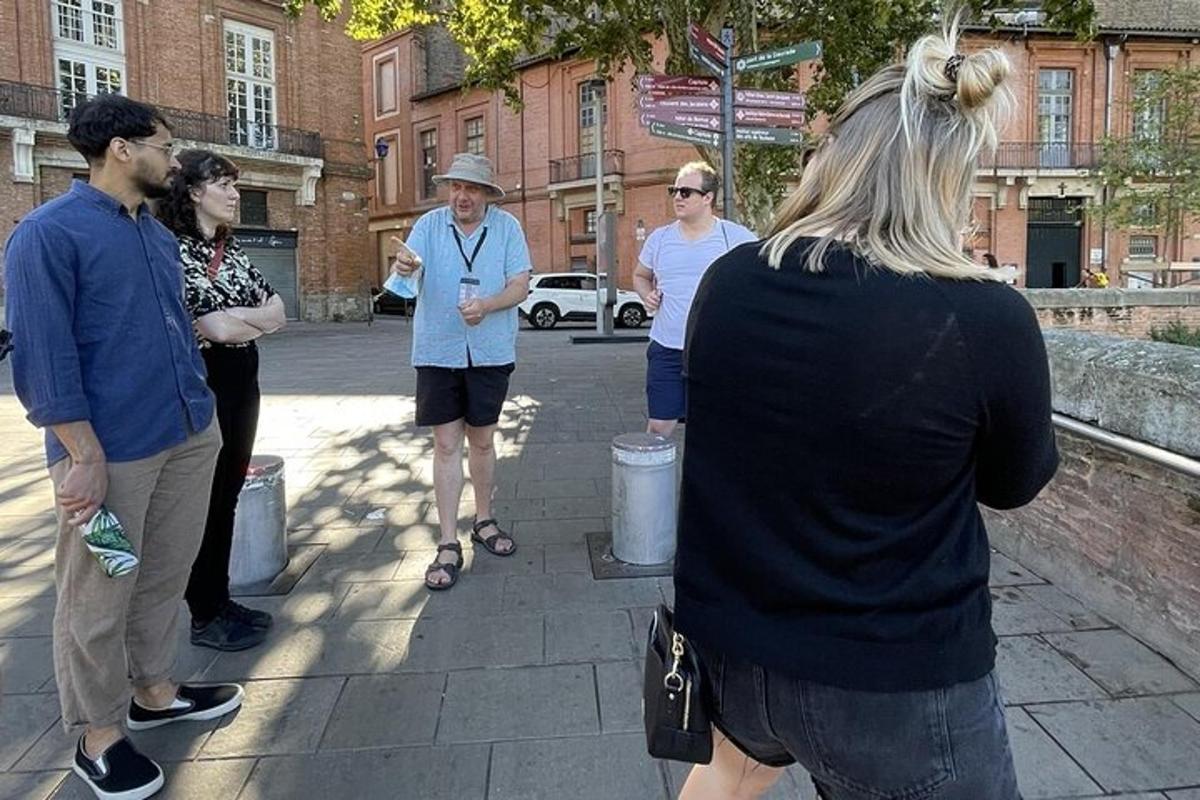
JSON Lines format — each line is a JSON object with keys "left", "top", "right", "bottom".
{"left": 720, "top": 27, "right": 736, "bottom": 222}
{"left": 592, "top": 79, "right": 614, "bottom": 334}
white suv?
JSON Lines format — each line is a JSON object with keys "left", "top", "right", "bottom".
{"left": 519, "top": 272, "right": 651, "bottom": 330}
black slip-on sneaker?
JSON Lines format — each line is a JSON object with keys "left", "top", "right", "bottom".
{"left": 126, "top": 683, "right": 245, "bottom": 731}
{"left": 190, "top": 613, "right": 267, "bottom": 651}
{"left": 73, "top": 736, "right": 163, "bottom": 800}
{"left": 222, "top": 600, "right": 273, "bottom": 631}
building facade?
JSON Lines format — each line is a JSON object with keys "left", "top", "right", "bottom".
{"left": 966, "top": 3, "right": 1200, "bottom": 288}
{"left": 364, "top": 5, "right": 1200, "bottom": 291}
{"left": 0, "top": 0, "right": 372, "bottom": 320}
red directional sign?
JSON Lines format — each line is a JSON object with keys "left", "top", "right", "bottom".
{"left": 734, "top": 89, "right": 807, "bottom": 111}
{"left": 637, "top": 94, "right": 723, "bottom": 113}
{"left": 688, "top": 23, "right": 727, "bottom": 67}
{"left": 639, "top": 110, "right": 721, "bottom": 130}
{"left": 734, "top": 106, "right": 806, "bottom": 128}
{"left": 636, "top": 74, "right": 720, "bottom": 95}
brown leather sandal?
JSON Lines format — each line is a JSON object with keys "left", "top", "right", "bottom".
{"left": 425, "top": 542, "right": 463, "bottom": 591}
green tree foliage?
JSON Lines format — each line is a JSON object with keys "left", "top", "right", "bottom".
{"left": 291, "top": 0, "right": 1094, "bottom": 225}
{"left": 1093, "top": 66, "right": 1200, "bottom": 256}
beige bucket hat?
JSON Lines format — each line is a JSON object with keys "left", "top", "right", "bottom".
{"left": 432, "top": 153, "right": 505, "bottom": 198}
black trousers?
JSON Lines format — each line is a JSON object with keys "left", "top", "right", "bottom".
{"left": 186, "top": 343, "right": 261, "bottom": 624}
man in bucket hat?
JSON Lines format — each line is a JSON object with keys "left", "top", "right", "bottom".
{"left": 389, "top": 153, "right": 532, "bottom": 590}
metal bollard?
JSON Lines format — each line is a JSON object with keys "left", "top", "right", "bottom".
{"left": 611, "top": 433, "right": 678, "bottom": 565}
{"left": 229, "top": 455, "right": 288, "bottom": 588}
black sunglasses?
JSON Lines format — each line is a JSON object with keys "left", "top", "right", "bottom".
{"left": 667, "top": 186, "right": 706, "bottom": 199}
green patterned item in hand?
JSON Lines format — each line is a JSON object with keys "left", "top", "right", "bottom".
{"left": 81, "top": 507, "right": 139, "bottom": 577}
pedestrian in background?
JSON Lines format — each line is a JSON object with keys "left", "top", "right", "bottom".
{"left": 671, "top": 21, "right": 1058, "bottom": 800}
{"left": 158, "top": 149, "right": 285, "bottom": 652}
{"left": 633, "top": 162, "right": 755, "bottom": 437}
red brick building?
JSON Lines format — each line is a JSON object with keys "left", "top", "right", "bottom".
{"left": 364, "top": 5, "right": 1200, "bottom": 291}
{"left": 1, "top": 0, "right": 371, "bottom": 320}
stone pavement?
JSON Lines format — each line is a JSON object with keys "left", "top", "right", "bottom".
{"left": 1, "top": 319, "right": 1199, "bottom": 800}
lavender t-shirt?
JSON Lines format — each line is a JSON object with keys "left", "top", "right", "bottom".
{"left": 638, "top": 219, "right": 757, "bottom": 350}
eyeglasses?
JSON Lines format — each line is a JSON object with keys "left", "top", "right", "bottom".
{"left": 667, "top": 186, "right": 706, "bottom": 199}
{"left": 130, "top": 139, "right": 175, "bottom": 156}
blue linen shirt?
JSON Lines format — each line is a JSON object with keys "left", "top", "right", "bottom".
{"left": 3, "top": 181, "right": 215, "bottom": 465}
{"left": 401, "top": 205, "right": 532, "bottom": 368}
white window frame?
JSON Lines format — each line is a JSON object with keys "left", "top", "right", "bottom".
{"left": 464, "top": 116, "right": 485, "bottom": 155}
{"left": 224, "top": 20, "right": 278, "bottom": 150}
{"left": 53, "top": 0, "right": 126, "bottom": 118}
{"left": 1129, "top": 234, "right": 1157, "bottom": 260}
{"left": 373, "top": 51, "right": 398, "bottom": 118}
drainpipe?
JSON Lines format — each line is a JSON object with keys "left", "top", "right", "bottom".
{"left": 1101, "top": 37, "right": 1118, "bottom": 275}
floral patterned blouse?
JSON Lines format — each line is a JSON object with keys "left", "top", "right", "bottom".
{"left": 179, "top": 233, "right": 276, "bottom": 349}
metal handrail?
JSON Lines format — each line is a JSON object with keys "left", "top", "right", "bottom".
{"left": 549, "top": 149, "right": 625, "bottom": 184}
{"left": 1052, "top": 413, "right": 1200, "bottom": 479}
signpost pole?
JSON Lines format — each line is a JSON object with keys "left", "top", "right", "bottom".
{"left": 720, "top": 27, "right": 736, "bottom": 222}
{"left": 591, "top": 79, "right": 613, "bottom": 334}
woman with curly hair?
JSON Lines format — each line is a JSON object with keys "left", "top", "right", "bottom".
{"left": 158, "top": 150, "right": 285, "bottom": 652}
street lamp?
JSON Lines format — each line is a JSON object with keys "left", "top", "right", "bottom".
{"left": 373, "top": 139, "right": 390, "bottom": 160}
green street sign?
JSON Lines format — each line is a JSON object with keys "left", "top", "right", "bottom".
{"left": 734, "top": 126, "right": 807, "bottom": 146}
{"left": 648, "top": 120, "right": 723, "bottom": 148}
{"left": 734, "top": 41, "right": 822, "bottom": 73}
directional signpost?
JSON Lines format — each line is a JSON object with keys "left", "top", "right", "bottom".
{"left": 734, "top": 41, "right": 822, "bottom": 74}
{"left": 636, "top": 31, "right": 824, "bottom": 220}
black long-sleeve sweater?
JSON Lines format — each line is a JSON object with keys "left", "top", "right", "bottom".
{"left": 673, "top": 239, "right": 1059, "bottom": 692}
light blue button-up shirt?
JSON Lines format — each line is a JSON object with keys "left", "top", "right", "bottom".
{"left": 401, "top": 204, "right": 531, "bottom": 368}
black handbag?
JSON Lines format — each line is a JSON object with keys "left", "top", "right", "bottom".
{"left": 642, "top": 604, "right": 713, "bottom": 764}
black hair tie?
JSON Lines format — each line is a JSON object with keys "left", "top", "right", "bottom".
{"left": 944, "top": 54, "right": 965, "bottom": 83}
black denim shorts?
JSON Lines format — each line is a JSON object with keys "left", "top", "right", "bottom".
{"left": 415, "top": 363, "right": 514, "bottom": 428}
{"left": 694, "top": 642, "right": 1020, "bottom": 800}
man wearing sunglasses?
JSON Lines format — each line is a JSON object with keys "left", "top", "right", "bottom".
{"left": 633, "top": 162, "right": 756, "bottom": 436}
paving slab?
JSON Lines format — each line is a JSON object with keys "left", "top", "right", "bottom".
{"left": 990, "top": 551, "right": 1046, "bottom": 586}
{"left": 1029, "top": 697, "right": 1200, "bottom": 791}
{"left": 1173, "top": 693, "right": 1200, "bottom": 723}
{"left": 1006, "top": 707, "right": 1101, "bottom": 798}
{"left": 437, "top": 664, "right": 598, "bottom": 743}
{"left": 595, "top": 660, "right": 642, "bottom": 733}
{"left": 200, "top": 677, "right": 344, "bottom": 757}
{"left": 320, "top": 672, "right": 445, "bottom": 750}
{"left": 488, "top": 733, "right": 665, "bottom": 800}
{"left": 1017, "top": 583, "right": 1111, "bottom": 631}
{"left": 0, "top": 595, "right": 54, "bottom": 638}
{"left": 995, "top": 635, "right": 1108, "bottom": 704}
{"left": 237, "top": 744, "right": 489, "bottom": 800}
{"left": 543, "top": 541, "right": 591, "bottom": 572}
{"left": 502, "top": 573, "right": 663, "bottom": 613}
{"left": 545, "top": 610, "right": 635, "bottom": 663}
{"left": 400, "top": 613, "right": 544, "bottom": 672}
{"left": 334, "top": 576, "right": 507, "bottom": 621}
{"left": 50, "top": 758, "right": 259, "bottom": 800}
{"left": 0, "top": 637, "right": 54, "bottom": 694}
{"left": 991, "top": 586, "right": 1084, "bottom": 636}
{"left": 1043, "top": 629, "right": 1199, "bottom": 697}
{"left": 202, "top": 620, "right": 417, "bottom": 681}
{"left": 389, "top": 545, "right": 543, "bottom": 578}
{"left": 0, "top": 694, "right": 60, "bottom": 770}
{"left": 0, "top": 770, "right": 65, "bottom": 800}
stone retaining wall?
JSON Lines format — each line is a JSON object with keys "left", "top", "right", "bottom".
{"left": 1025, "top": 288, "right": 1200, "bottom": 338}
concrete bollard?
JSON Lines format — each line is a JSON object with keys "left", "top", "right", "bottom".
{"left": 611, "top": 433, "right": 678, "bottom": 565}
{"left": 229, "top": 455, "right": 289, "bottom": 588}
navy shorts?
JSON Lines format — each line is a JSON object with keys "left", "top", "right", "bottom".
{"left": 646, "top": 340, "right": 686, "bottom": 422}
{"left": 694, "top": 642, "right": 1020, "bottom": 799}
{"left": 415, "top": 363, "right": 514, "bottom": 428}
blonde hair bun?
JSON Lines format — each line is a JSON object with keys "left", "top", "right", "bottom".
{"left": 906, "top": 23, "right": 1011, "bottom": 111}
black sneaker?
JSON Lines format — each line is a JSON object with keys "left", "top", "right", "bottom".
{"left": 73, "top": 735, "right": 163, "bottom": 800}
{"left": 126, "top": 683, "right": 245, "bottom": 731}
{"left": 222, "top": 600, "right": 273, "bottom": 631}
{"left": 190, "top": 612, "right": 267, "bottom": 651}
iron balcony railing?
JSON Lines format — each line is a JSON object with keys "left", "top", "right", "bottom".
{"left": 549, "top": 149, "right": 625, "bottom": 184}
{"left": 981, "top": 142, "right": 1099, "bottom": 170}
{"left": 0, "top": 79, "right": 322, "bottom": 159}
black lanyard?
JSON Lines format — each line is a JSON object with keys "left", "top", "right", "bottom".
{"left": 451, "top": 226, "right": 488, "bottom": 273}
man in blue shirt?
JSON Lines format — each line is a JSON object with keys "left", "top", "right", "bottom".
{"left": 4, "top": 94, "right": 244, "bottom": 800}
{"left": 389, "top": 153, "right": 531, "bottom": 591}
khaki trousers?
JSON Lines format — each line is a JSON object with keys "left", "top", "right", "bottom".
{"left": 49, "top": 422, "right": 220, "bottom": 732}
